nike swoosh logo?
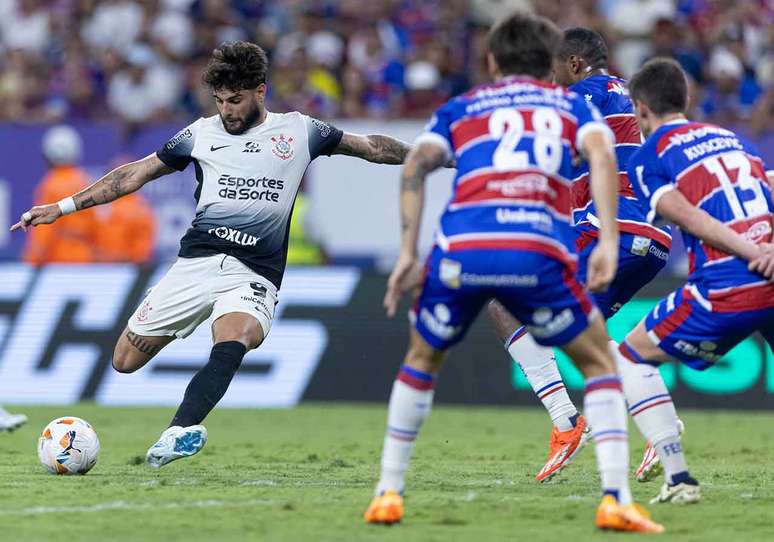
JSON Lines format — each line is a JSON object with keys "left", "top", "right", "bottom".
{"left": 210, "top": 145, "right": 230, "bottom": 151}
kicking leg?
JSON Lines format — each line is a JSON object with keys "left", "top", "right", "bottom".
{"left": 147, "top": 313, "right": 262, "bottom": 468}
{"left": 365, "top": 328, "right": 446, "bottom": 524}
{"left": 487, "top": 300, "right": 587, "bottom": 482}
{"left": 617, "top": 322, "right": 700, "bottom": 504}
{"left": 112, "top": 327, "right": 174, "bottom": 373}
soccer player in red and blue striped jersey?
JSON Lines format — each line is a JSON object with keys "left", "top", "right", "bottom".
{"left": 616, "top": 58, "right": 774, "bottom": 505}
{"left": 488, "top": 28, "right": 675, "bottom": 484}
{"left": 364, "top": 14, "right": 663, "bottom": 533}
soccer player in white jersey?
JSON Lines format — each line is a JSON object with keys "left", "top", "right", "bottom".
{"left": 12, "top": 42, "right": 414, "bottom": 467}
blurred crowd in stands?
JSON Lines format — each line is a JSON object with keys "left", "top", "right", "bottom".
{"left": 0, "top": 0, "right": 771, "bottom": 131}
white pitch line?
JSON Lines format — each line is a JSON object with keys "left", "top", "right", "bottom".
{"left": 0, "top": 498, "right": 274, "bottom": 516}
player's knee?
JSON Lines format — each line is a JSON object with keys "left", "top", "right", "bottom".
{"left": 111, "top": 352, "right": 139, "bottom": 374}
{"left": 405, "top": 337, "right": 445, "bottom": 374}
{"left": 214, "top": 328, "right": 263, "bottom": 350}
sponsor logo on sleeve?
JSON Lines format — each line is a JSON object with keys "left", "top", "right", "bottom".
{"left": 164, "top": 128, "right": 192, "bottom": 151}
{"left": 311, "top": 118, "right": 332, "bottom": 138}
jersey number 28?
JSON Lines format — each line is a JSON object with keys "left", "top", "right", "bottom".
{"left": 489, "top": 108, "right": 563, "bottom": 174}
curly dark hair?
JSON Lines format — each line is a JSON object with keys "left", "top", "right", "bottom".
{"left": 202, "top": 41, "right": 269, "bottom": 91}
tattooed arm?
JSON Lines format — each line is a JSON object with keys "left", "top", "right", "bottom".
{"left": 331, "top": 132, "right": 412, "bottom": 165}
{"left": 11, "top": 153, "right": 174, "bottom": 231}
{"left": 383, "top": 142, "right": 449, "bottom": 316}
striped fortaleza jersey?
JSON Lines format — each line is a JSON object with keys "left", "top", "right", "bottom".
{"left": 570, "top": 74, "right": 671, "bottom": 248}
{"left": 416, "top": 75, "right": 612, "bottom": 269}
{"left": 629, "top": 120, "right": 774, "bottom": 312}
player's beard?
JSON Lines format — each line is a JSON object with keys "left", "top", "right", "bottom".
{"left": 221, "top": 101, "right": 262, "bottom": 135}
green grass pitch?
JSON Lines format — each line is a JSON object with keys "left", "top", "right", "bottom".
{"left": 0, "top": 404, "right": 772, "bottom": 542}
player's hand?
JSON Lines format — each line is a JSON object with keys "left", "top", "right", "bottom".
{"left": 10, "top": 204, "right": 62, "bottom": 232}
{"left": 748, "top": 243, "right": 774, "bottom": 280}
{"left": 384, "top": 253, "right": 424, "bottom": 318}
{"left": 586, "top": 238, "right": 618, "bottom": 292}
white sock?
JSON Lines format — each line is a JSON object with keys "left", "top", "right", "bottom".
{"left": 376, "top": 365, "right": 435, "bottom": 495}
{"left": 507, "top": 328, "right": 578, "bottom": 431}
{"left": 615, "top": 341, "right": 689, "bottom": 484}
{"left": 584, "top": 374, "right": 632, "bottom": 505}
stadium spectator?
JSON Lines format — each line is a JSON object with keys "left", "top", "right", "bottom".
{"left": 702, "top": 29, "right": 763, "bottom": 123}
{"left": 23, "top": 125, "right": 99, "bottom": 265}
{"left": 107, "top": 43, "right": 183, "bottom": 130}
{"left": 0, "top": 0, "right": 769, "bottom": 136}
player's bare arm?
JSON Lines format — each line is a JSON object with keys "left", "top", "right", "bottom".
{"left": 581, "top": 129, "right": 620, "bottom": 292}
{"left": 332, "top": 132, "right": 412, "bottom": 165}
{"left": 11, "top": 153, "right": 174, "bottom": 232}
{"left": 384, "top": 142, "right": 447, "bottom": 317}
{"left": 655, "top": 189, "right": 774, "bottom": 279}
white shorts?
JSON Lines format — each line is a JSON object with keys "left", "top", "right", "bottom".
{"left": 127, "top": 255, "right": 278, "bottom": 339}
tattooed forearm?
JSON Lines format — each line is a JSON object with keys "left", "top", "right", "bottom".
{"left": 125, "top": 331, "right": 163, "bottom": 357}
{"left": 365, "top": 135, "right": 411, "bottom": 164}
{"left": 334, "top": 133, "right": 411, "bottom": 164}
{"left": 73, "top": 154, "right": 174, "bottom": 211}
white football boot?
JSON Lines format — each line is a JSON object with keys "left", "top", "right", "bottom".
{"left": 650, "top": 480, "right": 701, "bottom": 504}
{"left": 146, "top": 425, "right": 208, "bottom": 468}
{"left": 0, "top": 407, "right": 27, "bottom": 432}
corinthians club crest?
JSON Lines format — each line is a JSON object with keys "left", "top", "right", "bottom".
{"left": 271, "top": 134, "right": 294, "bottom": 160}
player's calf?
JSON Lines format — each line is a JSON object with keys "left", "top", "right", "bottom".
{"left": 617, "top": 323, "right": 700, "bottom": 502}
{"left": 112, "top": 328, "right": 173, "bottom": 373}
{"left": 366, "top": 330, "right": 444, "bottom": 524}
{"left": 561, "top": 318, "right": 633, "bottom": 507}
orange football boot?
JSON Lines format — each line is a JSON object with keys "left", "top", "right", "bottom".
{"left": 535, "top": 415, "right": 590, "bottom": 482}
{"left": 364, "top": 490, "right": 404, "bottom": 524}
{"left": 596, "top": 495, "right": 665, "bottom": 534}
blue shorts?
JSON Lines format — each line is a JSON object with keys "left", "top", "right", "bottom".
{"left": 576, "top": 231, "right": 669, "bottom": 320}
{"left": 642, "top": 285, "right": 774, "bottom": 370}
{"left": 412, "top": 247, "right": 598, "bottom": 351}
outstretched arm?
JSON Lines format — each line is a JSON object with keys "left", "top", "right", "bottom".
{"left": 11, "top": 153, "right": 174, "bottom": 231}
{"left": 331, "top": 132, "right": 412, "bottom": 165}
{"left": 383, "top": 142, "right": 448, "bottom": 316}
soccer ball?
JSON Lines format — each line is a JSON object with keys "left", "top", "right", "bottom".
{"left": 38, "top": 417, "right": 100, "bottom": 475}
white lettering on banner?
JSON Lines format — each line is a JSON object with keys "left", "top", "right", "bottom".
{"left": 0, "top": 265, "right": 137, "bottom": 403}
{"left": 96, "top": 268, "right": 361, "bottom": 408}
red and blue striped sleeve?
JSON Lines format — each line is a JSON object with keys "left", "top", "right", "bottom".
{"left": 569, "top": 93, "right": 613, "bottom": 155}
{"left": 414, "top": 101, "right": 454, "bottom": 160}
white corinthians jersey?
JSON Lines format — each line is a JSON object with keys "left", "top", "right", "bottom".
{"left": 156, "top": 111, "right": 343, "bottom": 288}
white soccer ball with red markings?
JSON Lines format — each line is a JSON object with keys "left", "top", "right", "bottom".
{"left": 38, "top": 417, "right": 100, "bottom": 475}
